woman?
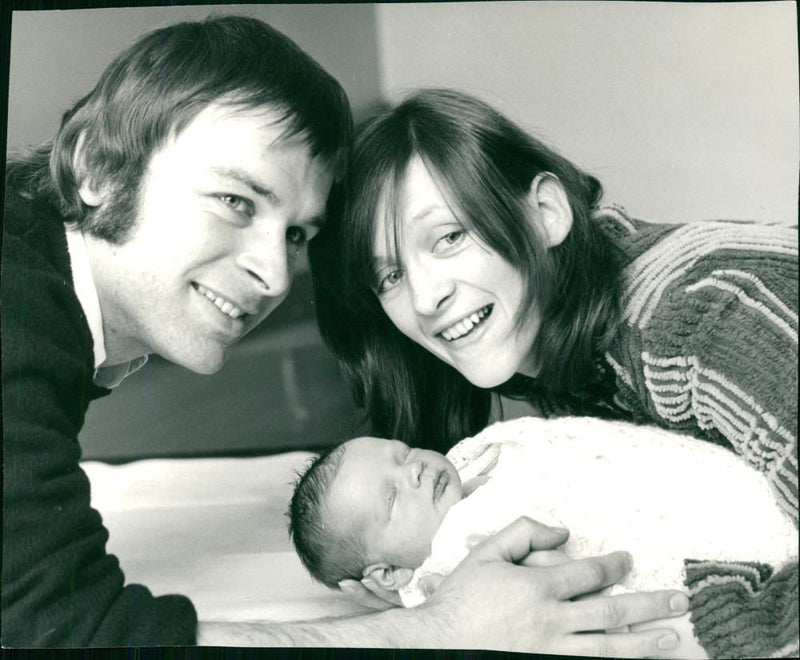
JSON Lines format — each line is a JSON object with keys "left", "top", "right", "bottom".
{"left": 310, "top": 89, "right": 798, "bottom": 658}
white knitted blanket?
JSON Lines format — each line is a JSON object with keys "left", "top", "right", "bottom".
{"left": 400, "top": 416, "right": 797, "bottom": 607}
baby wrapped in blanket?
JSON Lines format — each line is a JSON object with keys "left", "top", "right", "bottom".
{"left": 289, "top": 416, "right": 798, "bottom": 658}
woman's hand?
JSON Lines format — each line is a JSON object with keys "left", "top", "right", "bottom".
{"left": 421, "top": 517, "right": 691, "bottom": 656}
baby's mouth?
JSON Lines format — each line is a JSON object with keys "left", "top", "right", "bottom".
{"left": 439, "top": 305, "right": 493, "bottom": 342}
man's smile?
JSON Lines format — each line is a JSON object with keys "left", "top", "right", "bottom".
{"left": 193, "top": 283, "right": 247, "bottom": 320}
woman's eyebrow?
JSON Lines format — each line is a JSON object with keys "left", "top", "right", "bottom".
{"left": 410, "top": 204, "right": 444, "bottom": 223}
{"left": 370, "top": 255, "right": 394, "bottom": 272}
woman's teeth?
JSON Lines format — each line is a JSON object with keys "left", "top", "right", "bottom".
{"left": 440, "top": 305, "right": 492, "bottom": 341}
{"left": 194, "top": 283, "right": 244, "bottom": 319}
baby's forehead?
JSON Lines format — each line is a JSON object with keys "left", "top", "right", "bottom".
{"left": 343, "top": 436, "right": 402, "bottom": 457}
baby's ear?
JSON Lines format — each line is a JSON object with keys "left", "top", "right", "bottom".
{"left": 362, "top": 563, "right": 415, "bottom": 591}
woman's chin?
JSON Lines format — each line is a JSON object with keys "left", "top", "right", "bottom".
{"left": 462, "top": 368, "right": 516, "bottom": 389}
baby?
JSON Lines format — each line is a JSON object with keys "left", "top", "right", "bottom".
{"left": 288, "top": 416, "right": 797, "bottom": 656}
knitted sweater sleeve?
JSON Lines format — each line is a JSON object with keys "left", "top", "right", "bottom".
{"left": 608, "top": 221, "right": 798, "bottom": 658}
{"left": 1, "top": 217, "right": 197, "bottom": 646}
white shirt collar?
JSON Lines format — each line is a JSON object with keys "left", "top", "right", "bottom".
{"left": 65, "top": 226, "right": 147, "bottom": 388}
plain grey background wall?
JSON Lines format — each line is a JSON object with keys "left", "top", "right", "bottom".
{"left": 7, "top": 4, "right": 382, "bottom": 145}
{"left": 376, "top": 1, "right": 798, "bottom": 225}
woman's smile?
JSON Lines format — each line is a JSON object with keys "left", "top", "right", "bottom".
{"left": 437, "top": 304, "right": 493, "bottom": 342}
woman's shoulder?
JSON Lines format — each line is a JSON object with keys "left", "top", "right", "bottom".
{"left": 603, "top": 209, "right": 797, "bottom": 332}
{"left": 592, "top": 204, "right": 797, "bottom": 270}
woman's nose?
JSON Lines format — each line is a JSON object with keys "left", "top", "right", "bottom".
{"left": 408, "top": 263, "right": 453, "bottom": 316}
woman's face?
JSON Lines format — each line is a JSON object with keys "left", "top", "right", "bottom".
{"left": 371, "top": 156, "right": 541, "bottom": 388}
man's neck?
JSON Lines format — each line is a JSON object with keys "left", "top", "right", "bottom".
{"left": 66, "top": 226, "right": 148, "bottom": 386}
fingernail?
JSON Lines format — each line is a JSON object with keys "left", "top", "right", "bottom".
{"left": 658, "top": 633, "right": 679, "bottom": 650}
{"left": 551, "top": 526, "right": 569, "bottom": 534}
{"left": 622, "top": 551, "right": 633, "bottom": 571}
{"left": 670, "top": 593, "right": 689, "bottom": 613}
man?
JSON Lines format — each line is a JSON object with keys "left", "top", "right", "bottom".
{"left": 2, "top": 15, "right": 688, "bottom": 650}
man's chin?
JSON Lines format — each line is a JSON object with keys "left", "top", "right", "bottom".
{"left": 167, "top": 349, "right": 228, "bottom": 375}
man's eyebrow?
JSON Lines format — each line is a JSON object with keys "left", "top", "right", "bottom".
{"left": 306, "top": 215, "right": 326, "bottom": 230}
{"left": 211, "top": 166, "right": 275, "bottom": 199}
{"left": 212, "top": 166, "right": 326, "bottom": 227}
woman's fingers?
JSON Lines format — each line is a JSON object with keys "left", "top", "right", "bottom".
{"left": 563, "top": 589, "right": 690, "bottom": 632}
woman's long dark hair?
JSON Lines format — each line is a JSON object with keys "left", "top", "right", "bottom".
{"left": 310, "top": 89, "right": 622, "bottom": 452}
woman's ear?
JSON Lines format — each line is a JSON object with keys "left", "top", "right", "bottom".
{"left": 526, "top": 172, "right": 573, "bottom": 248}
{"left": 362, "top": 562, "right": 415, "bottom": 591}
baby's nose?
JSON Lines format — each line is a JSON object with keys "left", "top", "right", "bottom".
{"left": 407, "top": 459, "right": 424, "bottom": 487}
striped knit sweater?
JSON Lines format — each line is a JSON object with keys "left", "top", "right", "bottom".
{"left": 594, "top": 206, "right": 798, "bottom": 658}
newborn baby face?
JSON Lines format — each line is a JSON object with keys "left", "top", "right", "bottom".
{"left": 327, "top": 437, "right": 463, "bottom": 569}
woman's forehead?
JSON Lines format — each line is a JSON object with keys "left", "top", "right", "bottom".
{"left": 371, "top": 158, "right": 464, "bottom": 252}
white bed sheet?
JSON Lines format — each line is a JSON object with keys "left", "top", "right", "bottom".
{"left": 83, "top": 452, "right": 373, "bottom": 623}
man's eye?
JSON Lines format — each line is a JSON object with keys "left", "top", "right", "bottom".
{"left": 217, "top": 194, "right": 252, "bottom": 216}
{"left": 286, "top": 226, "right": 307, "bottom": 247}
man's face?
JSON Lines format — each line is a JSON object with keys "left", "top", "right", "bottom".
{"left": 326, "top": 437, "right": 463, "bottom": 570}
{"left": 84, "top": 102, "right": 334, "bottom": 373}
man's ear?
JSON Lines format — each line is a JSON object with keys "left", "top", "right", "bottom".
{"left": 526, "top": 172, "right": 573, "bottom": 248}
{"left": 362, "top": 562, "right": 415, "bottom": 591}
{"left": 74, "top": 131, "right": 108, "bottom": 208}
{"left": 78, "top": 179, "right": 107, "bottom": 208}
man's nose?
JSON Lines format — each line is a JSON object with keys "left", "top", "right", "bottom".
{"left": 236, "top": 226, "right": 291, "bottom": 298}
{"left": 408, "top": 262, "right": 453, "bottom": 316}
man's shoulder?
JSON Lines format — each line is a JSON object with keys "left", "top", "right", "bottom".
{"left": 3, "top": 185, "right": 72, "bottom": 279}
{"left": 2, "top": 188, "right": 87, "bottom": 348}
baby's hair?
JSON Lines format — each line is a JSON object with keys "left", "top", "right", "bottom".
{"left": 287, "top": 442, "right": 369, "bottom": 588}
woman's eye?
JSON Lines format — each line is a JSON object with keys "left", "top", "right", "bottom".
{"left": 433, "top": 230, "right": 466, "bottom": 253}
{"left": 387, "top": 489, "right": 396, "bottom": 515}
{"left": 286, "top": 226, "right": 307, "bottom": 247}
{"left": 376, "top": 269, "right": 403, "bottom": 295}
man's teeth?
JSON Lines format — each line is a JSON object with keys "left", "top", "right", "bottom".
{"left": 440, "top": 306, "right": 491, "bottom": 341}
{"left": 194, "top": 284, "right": 244, "bottom": 319}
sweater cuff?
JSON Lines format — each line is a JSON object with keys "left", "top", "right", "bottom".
{"left": 685, "top": 559, "right": 799, "bottom": 659}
